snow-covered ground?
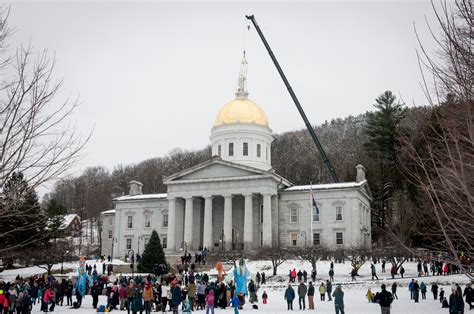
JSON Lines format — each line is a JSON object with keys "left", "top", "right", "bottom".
{"left": 2, "top": 258, "right": 470, "bottom": 314}
{"left": 0, "top": 259, "right": 127, "bottom": 281}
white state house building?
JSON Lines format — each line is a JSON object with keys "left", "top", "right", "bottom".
{"left": 101, "top": 58, "right": 372, "bottom": 259}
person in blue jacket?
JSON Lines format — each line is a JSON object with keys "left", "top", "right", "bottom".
{"left": 171, "top": 282, "right": 182, "bottom": 314}
{"left": 284, "top": 284, "right": 295, "bottom": 311}
{"left": 229, "top": 295, "right": 241, "bottom": 314}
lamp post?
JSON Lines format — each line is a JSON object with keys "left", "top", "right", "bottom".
{"left": 128, "top": 249, "right": 135, "bottom": 276}
{"left": 60, "top": 250, "right": 70, "bottom": 274}
{"left": 111, "top": 237, "right": 118, "bottom": 262}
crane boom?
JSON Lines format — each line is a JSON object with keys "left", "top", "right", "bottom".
{"left": 245, "top": 14, "right": 339, "bottom": 183}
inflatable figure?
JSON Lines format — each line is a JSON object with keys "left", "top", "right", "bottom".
{"left": 233, "top": 258, "right": 250, "bottom": 296}
{"left": 216, "top": 261, "right": 226, "bottom": 282}
{"left": 75, "top": 257, "right": 93, "bottom": 297}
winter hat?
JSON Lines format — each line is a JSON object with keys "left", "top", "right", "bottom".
{"left": 381, "top": 284, "right": 386, "bottom": 290}
{"left": 0, "top": 290, "right": 3, "bottom": 295}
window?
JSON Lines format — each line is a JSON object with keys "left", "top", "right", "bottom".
{"left": 260, "top": 231, "right": 263, "bottom": 247}
{"left": 313, "top": 233, "right": 320, "bottom": 246}
{"left": 108, "top": 230, "right": 112, "bottom": 239}
{"left": 243, "top": 142, "right": 248, "bottom": 156}
{"left": 336, "top": 206, "right": 343, "bottom": 221}
{"left": 127, "top": 216, "right": 133, "bottom": 228}
{"left": 108, "top": 218, "right": 112, "bottom": 226}
{"left": 313, "top": 206, "right": 320, "bottom": 222}
{"left": 260, "top": 205, "right": 264, "bottom": 223}
{"left": 144, "top": 214, "right": 151, "bottom": 228}
{"left": 229, "top": 143, "right": 234, "bottom": 156}
{"left": 290, "top": 208, "right": 298, "bottom": 223}
{"left": 257, "top": 144, "right": 261, "bottom": 157}
{"left": 162, "top": 236, "right": 167, "bottom": 249}
{"left": 290, "top": 233, "right": 298, "bottom": 246}
{"left": 163, "top": 214, "right": 169, "bottom": 227}
{"left": 336, "top": 232, "right": 344, "bottom": 245}
{"left": 126, "top": 238, "right": 132, "bottom": 250}
{"left": 218, "top": 145, "right": 222, "bottom": 157}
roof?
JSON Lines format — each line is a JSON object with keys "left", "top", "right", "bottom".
{"left": 60, "top": 214, "right": 80, "bottom": 230}
{"left": 101, "top": 209, "right": 116, "bottom": 215}
{"left": 164, "top": 156, "right": 292, "bottom": 188}
{"left": 113, "top": 193, "right": 167, "bottom": 202}
{"left": 215, "top": 98, "right": 268, "bottom": 127}
{"left": 284, "top": 180, "right": 367, "bottom": 192}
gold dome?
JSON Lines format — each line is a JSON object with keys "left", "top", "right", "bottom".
{"left": 214, "top": 98, "right": 269, "bottom": 127}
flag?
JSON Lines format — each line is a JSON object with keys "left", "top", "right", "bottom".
{"left": 311, "top": 192, "right": 320, "bottom": 215}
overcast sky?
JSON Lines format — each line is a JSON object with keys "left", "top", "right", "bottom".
{"left": 7, "top": 1, "right": 440, "bottom": 180}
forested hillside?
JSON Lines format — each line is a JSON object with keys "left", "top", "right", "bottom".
{"left": 43, "top": 102, "right": 430, "bottom": 222}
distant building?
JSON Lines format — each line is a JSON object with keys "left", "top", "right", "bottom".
{"left": 101, "top": 57, "right": 372, "bottom": 260}
{"left": 100, "top": 209, "right": 116, "bottom": 257}
{"left": 59, "top": 214, "right": 81, "bottom": 236}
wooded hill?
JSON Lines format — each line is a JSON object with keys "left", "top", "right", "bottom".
{"left": 43, "top": 102, "right": 431, "bottom": 222}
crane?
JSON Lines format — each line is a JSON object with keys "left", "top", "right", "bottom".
{"left": 245, "top": 15, "right": 339, "bottom": 183}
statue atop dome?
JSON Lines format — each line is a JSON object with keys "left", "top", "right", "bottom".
{"left": 235, "top": 51, "right": 249, "bottom": 99}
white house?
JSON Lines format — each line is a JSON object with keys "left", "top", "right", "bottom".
{"left": 102, "top": 57, "right": 372, "bottom": 260}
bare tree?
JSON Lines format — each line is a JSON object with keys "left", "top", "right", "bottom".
{"left": 391, "top": 0, "right": 473, "bottom": 279}
{"left": 252, "top": 244, "right": 290, "bottom": 276}
{"left": 0, "top": 8, "right": 89, "bottom": 258}
{"left": 339, "top": 246, "right": 371, "bottom": 276}
{"left": 296, "top": 246, "right": 329, "bottom": 273}
{"left": 374, "top": 246, "right": 409, "bottom": 273}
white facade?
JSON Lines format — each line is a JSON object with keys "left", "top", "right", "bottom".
{"left": 102, "top": 58, "right": 372, "bottom": 259}
{"left": 100, "top": 209, "right": 116, "bottom": 257}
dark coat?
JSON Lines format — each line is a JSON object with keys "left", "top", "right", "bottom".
{"left": 284, "top": 287, "right": 295, "bottom": 301}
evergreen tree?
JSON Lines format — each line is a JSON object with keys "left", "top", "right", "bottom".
{"left": 364, "top": 91, "right": 407, "bottom": 238}
{"left": 0, "top": 172, "right": 48, "bottom": 257}
{"left": 364, "top": 90, "right": 407, "bottom": 169}
{"left": 137, "top": 230, "right": 166, "bottom": 273}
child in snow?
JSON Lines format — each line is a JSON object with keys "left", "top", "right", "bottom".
{"left": 262, "top": 291, "right": 268, "bottom": 304}
{"left": 366, "top": 288, "right": 374, "bottom": 303}
{"left": 229, "top": 295, "right": 240, "bottom": 314}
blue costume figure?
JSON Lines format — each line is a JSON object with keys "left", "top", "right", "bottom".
{"left": 75, "top": 257, "right": 92, "bottom": 306}
{"left": 229, "top": 295, "right": 240, "bottom": 314}
{"left": 233, "top": 258, "right": 250, "bottom": 296}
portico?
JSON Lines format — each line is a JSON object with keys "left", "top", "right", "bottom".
{"left": 163, "top": 158, "right": 290, "bottom": 252}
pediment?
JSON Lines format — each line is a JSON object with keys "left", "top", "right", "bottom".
{"left": 164, "top": 158, "right": 266, "bottom": 183}
{"left": 179, "top": 163, "right": 261, "bottom": 180}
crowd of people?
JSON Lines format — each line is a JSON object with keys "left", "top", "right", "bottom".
{"left": 0, "top": 255, "right": 472, "bottom": 314}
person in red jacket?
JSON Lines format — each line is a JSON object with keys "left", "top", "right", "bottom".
{"left": 291, "top": 269, "right": 297, "bottom": 283}
{"left": 0, "top": 289, "right": 8, "bottom": 313}
{"left": 119, "top": 284, "right": 127, "bottom": 311}
{"left": 42, "top": 287, "right": 54, "bottom": 313}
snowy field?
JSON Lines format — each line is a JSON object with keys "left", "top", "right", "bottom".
{"left": 2, "top": 258, "right": 470, "bottom": 314}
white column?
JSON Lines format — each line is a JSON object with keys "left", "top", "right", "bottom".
{"left": 167, "top": 198, "right": 176, "bottom": 251}
{"left": 243, "top": 193, "right": 253, "bottom": 250}
{"left": 183, "top": 197, "right": 194, "bottom": 248}
{"left": 202, "top": 196, "right": 213, "bottom": 250}
{"left": 223, "top": 194, "right": 233, "bottom": 251}
{"left": 262, "top": 193, "right": 272, "bottom": 247}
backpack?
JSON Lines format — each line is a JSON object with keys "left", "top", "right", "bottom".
{"left": 379, "top": 292, "right": 393, "bottom": 306}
